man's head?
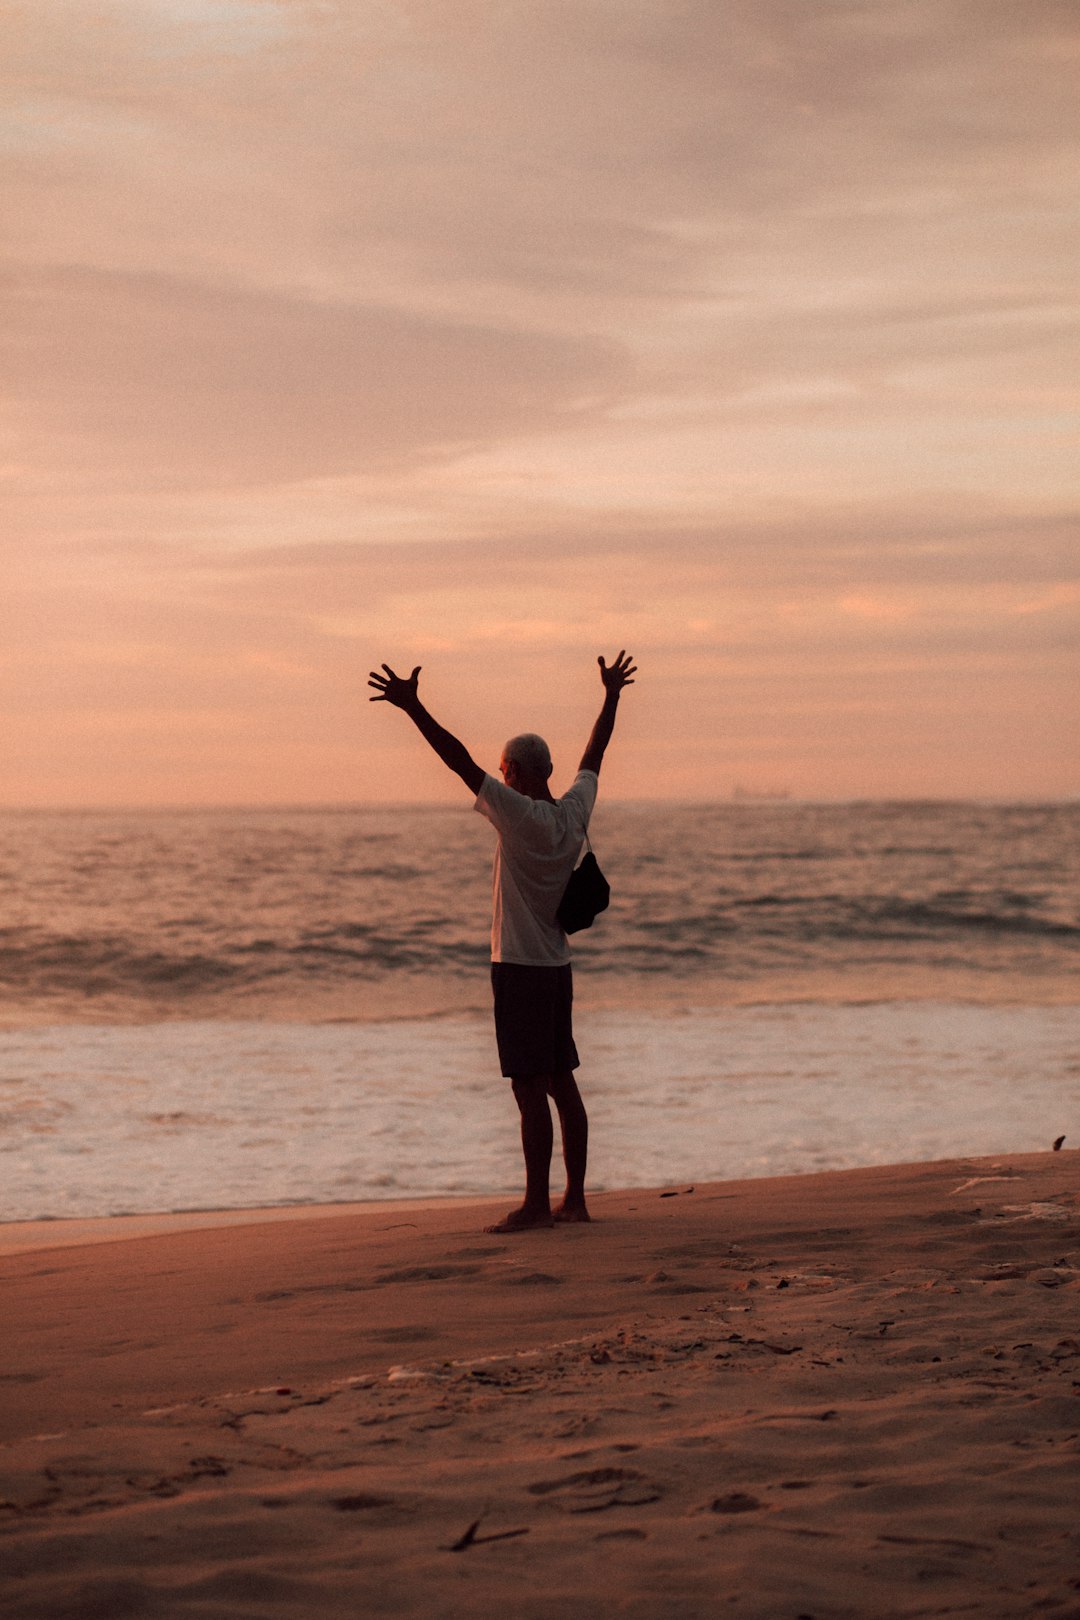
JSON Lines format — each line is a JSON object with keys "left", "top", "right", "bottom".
{"left": 500, "top": 732, "right": 553, "bottom": 796}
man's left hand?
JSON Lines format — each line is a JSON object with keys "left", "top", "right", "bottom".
{"left": 368, "top": 663, "right": 421, "bottom": 709}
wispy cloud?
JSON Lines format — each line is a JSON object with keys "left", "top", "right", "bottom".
{"left": 1, "top": 264, "right": 630, "bottom": 483}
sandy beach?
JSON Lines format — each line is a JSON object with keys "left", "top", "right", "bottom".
{"left": 3, "top": 1150, "right": 1079, "bottom": 1619}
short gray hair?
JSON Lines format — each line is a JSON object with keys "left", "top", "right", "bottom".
{"left": 503, "top": 732, "right": 552, "bottom": 775}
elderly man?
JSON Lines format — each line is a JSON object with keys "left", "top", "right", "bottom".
{"left": 368, "top": 651, "right": 636, "bottom": 1232}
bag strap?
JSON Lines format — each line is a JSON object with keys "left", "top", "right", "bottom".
{"left": 579, "top": 782, "right": 597, "bottom": 852}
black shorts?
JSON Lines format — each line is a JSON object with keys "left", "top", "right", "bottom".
{"left": 490, "top": 963, "right": 580, "bottom": 1079}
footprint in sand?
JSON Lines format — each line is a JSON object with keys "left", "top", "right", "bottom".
{"left": 372, "top": 1325, "right": 441, "bottom": 1344}
{"left": 331, "top": 1493, "right": 396, "bottom": 1512}
{"left": 378, "top": 1264, "right": 483, "bottom": 1284}
{"left": 709, "top": 1492, "right": 763, "bottom": 1514}
{"left": 528, "top": 1467, "right": 662, "bottom": 1513}
{"left": 188, "top": 1456, "right": 230, "bottom": 1478}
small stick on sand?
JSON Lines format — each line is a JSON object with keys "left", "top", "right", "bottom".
{"left": 447, "top": 1516, "right": 530, "bottom": 1552}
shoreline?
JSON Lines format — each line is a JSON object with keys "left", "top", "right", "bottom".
{"left": 5, "top": 1001, "right": 1077, "bottom": 1231}
{"left": 0, "top": 1194, "right": 488, "bottom": 1258}
{"left": 3, "top": 1151, "right": 1079, "bottom": 1618}
{"left": 5, "top": 1129, "right": 1076, "bottom": 1258}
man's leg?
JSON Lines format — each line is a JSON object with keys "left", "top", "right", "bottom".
{"left": 547, "top": 1069, "right": 590, "bottom": 1222}
{"left": 485, "top": 1075, "right": 555, "bottom": 1233}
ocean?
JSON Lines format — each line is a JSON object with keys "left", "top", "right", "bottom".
{"left": 2, "top": 801, "right": 1077, "bottom": 1222}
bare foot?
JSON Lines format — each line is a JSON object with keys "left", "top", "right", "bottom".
{"left": 484, "top": 1204, "right": 554, "bottom": 1234}
{"left": 552, "top": 1201, "right": 591, "bottom": 1224}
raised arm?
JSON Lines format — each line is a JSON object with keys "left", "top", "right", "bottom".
{"left": 368, "top": 664, "right": 485, "bottom": 795}
{"left": 578, "top": 650, "right": 636, "bottom": 776}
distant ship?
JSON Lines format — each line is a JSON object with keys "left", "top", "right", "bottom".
{"left": 731, "top": 784, "right": 792, "bottom": 802}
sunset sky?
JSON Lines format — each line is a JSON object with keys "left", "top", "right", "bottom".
{"left": 4, "top": 0, "right": 1077, "bottom": 806}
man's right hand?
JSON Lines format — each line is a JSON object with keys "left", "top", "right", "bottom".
{"left": 598, "top": 650, "right": 636, "bottom": 696}
{"left": 368, "top": 663, "right": 421, "bottom": 710}
{"left": 579, "top": 649, "right": 636, "bottom": 775}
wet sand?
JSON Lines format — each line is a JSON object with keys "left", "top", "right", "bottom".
{"left": 2, "top": 1152, "right": 1079, "bottom": 1618}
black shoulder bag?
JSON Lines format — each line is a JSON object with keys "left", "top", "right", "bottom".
{"left": 557, "top": 828, "right": 610, "bottom": 935}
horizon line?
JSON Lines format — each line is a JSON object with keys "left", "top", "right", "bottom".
{"left": 1, "top": 795, "right": 1076, "bottom": 815}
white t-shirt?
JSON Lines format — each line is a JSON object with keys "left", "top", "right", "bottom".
{"left": 474, "top": 770, "right": 599, "bottom": 965}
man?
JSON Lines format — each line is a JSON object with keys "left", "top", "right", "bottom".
{"left": 367, "top": 650, "right": 636, "bottom": 1232}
